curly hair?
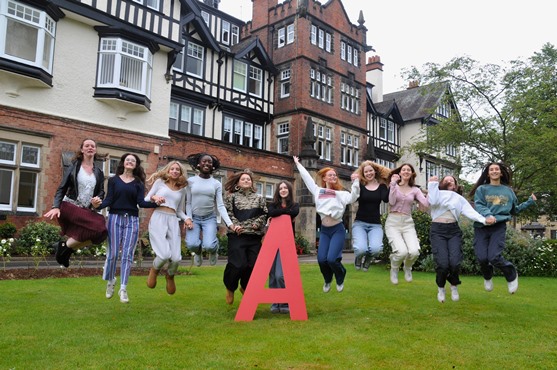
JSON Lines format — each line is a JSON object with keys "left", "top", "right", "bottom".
{"left": 146, "top": 160, "right": 188, "bottom": 188}
{"left": 186, "top": 152, "right": 221, "bottom": 173}
{"left": 224, "top": 169, "right": 256, "bottom": 193}
{"left": 469, "top": 162, "right": 512, "bottom": 197}
{"left": 354, "top": 160, "right": 391, "bottom": 186}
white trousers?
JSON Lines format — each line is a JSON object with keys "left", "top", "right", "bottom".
{"left": 385, "top": 213, "right": 421, "bottom": 269}
{"left": 148, "top": 210, "right": 182, "bottom": 275}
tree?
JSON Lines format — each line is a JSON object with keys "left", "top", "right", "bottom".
{"left": 402, "top": 43, "right": 557, "bottom": 219}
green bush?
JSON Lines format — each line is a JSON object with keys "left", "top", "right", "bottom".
{"left": 378, "top": 212, "right": 557, "bottom": 277}
{"left": 295, "top": 234, "right": 311, "bottom": 255}
{"left": 0, "top": 222, "right": 17, "bottom": 239}
{"left": 379, "top": 210, "right": 432, "bottom": 266}
{"left": 217, "top": 233, "right": 228, "bottom": 256}
{"left": 16, "top": 221, "right": 61, "bottom": 255}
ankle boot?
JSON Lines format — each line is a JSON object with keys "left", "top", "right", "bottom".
{"left": 165, "top": 274, "right": 176, "bottom": 295}
{"left": 147, "top": 268, "right": 159, "bottom": 289}
{"left": 226, "top": 289, "right": 234, "bottom": 305}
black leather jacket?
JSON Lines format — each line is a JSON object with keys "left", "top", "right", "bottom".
{"left": 52, "top": 160, "right": 105, "bottom": 209}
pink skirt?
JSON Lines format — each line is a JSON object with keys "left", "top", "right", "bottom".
{"left": 58, "top": 201, "right": 108, "bottom": 244}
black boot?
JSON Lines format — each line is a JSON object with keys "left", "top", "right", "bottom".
{"left": 55, "top": 241, "right": 71, "bottom": 268}
{"left": 60, "top": 244, "right": 74, "bottom": 268}
{"left": 362, "top": 252, "right": 373, "bottom": 272}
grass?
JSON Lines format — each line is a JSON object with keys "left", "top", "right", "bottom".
{"left": 1, "top": 264, "right": 556, "bottom": 369}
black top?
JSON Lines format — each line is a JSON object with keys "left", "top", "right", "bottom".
{"left": 268, "top": 202, "right": 300, "bottom": 231}
{"left": 355, "top": 183, "right": 389, "bottom": 224}
{"left": 98, "top": 176, "right": 156, "bottom": 217}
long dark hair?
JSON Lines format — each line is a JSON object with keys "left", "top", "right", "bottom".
{"left": 272, "top": 181, "right": 295, "bottom": 207}
{"left": 389, "top": 163, "right": 417, "bottom": 187}
{"left": 186, "top": 152, "right": 221, "bottom": 173}
{"left": 469, "top": 162, "right": 512, "bottom": 197}
{"left": 116, "top": 153, "right": 146, "bottom": 184}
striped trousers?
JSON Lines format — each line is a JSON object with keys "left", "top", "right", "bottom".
{"left": 103, "top": 213, "right": 139, "bottom": 286}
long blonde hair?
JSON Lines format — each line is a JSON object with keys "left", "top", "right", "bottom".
{"left": 146, "top": 161, "right": 188, "bottom": 188}
{"left": 354, "top": 160, "right": 391, "bottom": 186}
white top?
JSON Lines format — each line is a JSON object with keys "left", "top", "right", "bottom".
{"left": 185, "top": 175, "right": 233, "bottom": 227}
{"left": 296, "top": 162, "right": 360, "bottom": 221}
{"left": 428, "top": 180, "right": 486, "bottom": 224}
{"left": 144, "top": 179, "right": 187, "bottom": 221}
{"left": 64, "top": 169, "right": 96, "bottom": 208}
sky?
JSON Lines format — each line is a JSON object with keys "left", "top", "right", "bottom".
{"left": 218, "top": 0, "right": 556, "bottom": 93}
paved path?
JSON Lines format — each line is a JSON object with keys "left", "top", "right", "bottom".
{"left": 4, "top": 252, "right": 356, "bottom": 270}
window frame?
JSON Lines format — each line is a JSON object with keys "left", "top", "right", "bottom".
{"left": 0, "top": 140, "right": 41, "bottom": 212}
{"left": 0, "top": 0, "right": 56, "bottom": 73}
{"left": 96, "top": 37, "right": 153, "bottom": 98}
{"left": 185, "top": 40, "right": 204, "bottom": 78}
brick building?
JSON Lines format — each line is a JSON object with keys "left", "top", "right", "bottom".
{"left": 1, "top": 0, "right": 462, "bottom": 250}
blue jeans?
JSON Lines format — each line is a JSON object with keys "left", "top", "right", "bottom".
{"left": 269, "top": 251, "right": 284, "bottom": 289}
{"left": 317, "top": 223, "right": 346, "bottom": 285}
{"left": 185, "top": 213, "right": 218, "bottom": 254}
{"left": 352, "top": 220, "right": 384, "bottom": 258}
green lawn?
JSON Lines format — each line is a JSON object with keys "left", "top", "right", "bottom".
{"left": 1, "top": 264, "right": 556, "bottom": 369}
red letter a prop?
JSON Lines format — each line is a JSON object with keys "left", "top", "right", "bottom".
{"left": 235, "top": 215, "right": 308, "bottom": 321}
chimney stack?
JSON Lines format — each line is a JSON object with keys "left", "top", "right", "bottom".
{"left": 366, "top": 55, "right": 384, "bottom": 102}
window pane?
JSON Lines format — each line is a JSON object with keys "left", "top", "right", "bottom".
{"left": 233, "top": 62, "right": 247, "bottom": 91}
{"left": 5, "top": 19, "right": 38, "bottom": 62}
{"left": 186, "top": 42, "right": 203, "bottom": 77}
{"left": 98, "top": 53, "right": 116, "bottom": 85}
{"left": 169, "top": 102, "right": 178, "bottom": 130}
{"left": 248, "top": 66, "right": 262, "bottom": 96}
{"left": 42, "top": 31, "right": 54, "bottom": 70}
{"left": 180, "top": 106, "right": 191, "bottom": 133}
{"left": 17, "top": 171, "right": 37, "bottom": 209}
{"left": 109, "top": 158, "right": 119, "bottom": 176}
{"left": 0, "top": 169, "right": 14, "bottom": 208}
{"left": 21, "top": 145, "right": 39, "bottom": 166}
{"left": 0, "top": 142, "right": 16, "bottom": 163}
{"left": 120, "top": 55, "right": 143, "bottom": 90}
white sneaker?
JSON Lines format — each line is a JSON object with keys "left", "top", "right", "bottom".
{"left": 209, "top": 251, "right": 218, "bottom": 266}
{"left": 336, "top": 283, "right": 344, "bottom": 292}
{"left": 119, "top": 289, "right": 129, "bottom": 303}
{"left": 390, "top": 268, "right": 399, "bottom": 285}
{"left": 508, "top": 274, "right": 519, "bottom": 294}
{"left": 484, "top": 279, "right": 494, "bottom": 292}
{"left": 450, "top": 285, "right": 460, "bottom": 301}
{"left": 105, "top": 279, "right": 116, "bottom": 299}
{"left": 403, "top": 267, "right": 413, "bottom": 282}
{"left": 323, "top": 282, "right": 331, "bottom": 293}
{"left": 194, "top": 253, "right": 202, "bottom": 267}
{"left": 437, "top": 287, "right": 446, "bottom": 303}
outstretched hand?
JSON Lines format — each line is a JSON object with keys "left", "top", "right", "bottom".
{"left": 44, "top": 208, "right": 60, "bottom": 220}
{"left": 293, "top": 156, "right": 299, "bottom": 164}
